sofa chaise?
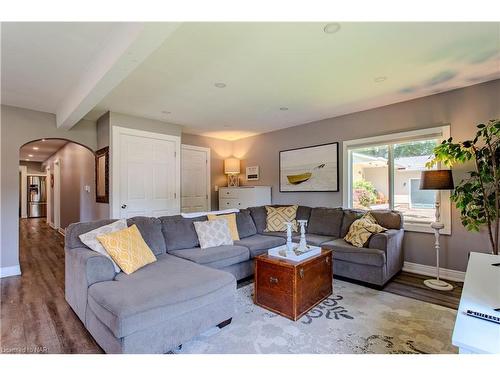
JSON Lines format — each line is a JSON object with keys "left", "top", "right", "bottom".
{"left": 65, "top": 206, "right": 404, "bottom": 353}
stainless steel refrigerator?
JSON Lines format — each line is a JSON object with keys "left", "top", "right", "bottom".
{"left": 28, "top": 176, "right": 47, "bottom": 218}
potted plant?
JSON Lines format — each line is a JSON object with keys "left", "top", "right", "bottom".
{"left": 426, "top": 119, "right": 500, "bottom": 255}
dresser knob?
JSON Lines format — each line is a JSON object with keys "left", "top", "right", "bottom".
{"left": 326, "top": 257, "right": 329, "bottom": 264}
{"left": 269, "top": 276, "right": 279, "bottom": 284}
{"left": 299, "top": 268, "right": 304, "bottom": 278}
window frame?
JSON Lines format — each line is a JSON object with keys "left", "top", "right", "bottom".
{"left": 342, "top": 125, "right": 451, "bottom": 235}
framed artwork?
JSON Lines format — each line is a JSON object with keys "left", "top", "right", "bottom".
{"left": 95, "top": 147, "right": 109, "bottom": 203}
{"left": 279, "top": 142, "right": 339, "bottom": 192}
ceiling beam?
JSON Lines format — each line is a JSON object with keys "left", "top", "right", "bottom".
{"left": 56, "top": 22, "right": 180, "bottom": 129}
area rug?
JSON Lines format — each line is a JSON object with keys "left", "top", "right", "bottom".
{"left": 175, "top": 280, "right": 457, "bottom": 354}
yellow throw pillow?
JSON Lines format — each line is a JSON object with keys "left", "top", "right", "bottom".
{"left": 97, "top": 224, "right": 157, "bottom": 274}
{"left": 344, "top": 213, "right": 386, "bottom": 248}
{"left": 207, "top": 213, "right": 240, "bottom": 241}
{"left": 264, "top": 205, "right": 298, "bottom": 232}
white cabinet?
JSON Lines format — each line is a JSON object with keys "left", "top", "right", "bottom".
{"left": 219, "top": 186, "right": 271, "bottom": 209}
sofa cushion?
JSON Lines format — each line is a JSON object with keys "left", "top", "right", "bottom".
{"left": 340, "top": 209, "right": 365, "bottom": 238}
{"left": 292, "top": 234, "right": 336, "bottom": 246}
{"left": 207, "top": 213, "right": 239, "bottom": 241}
{"left": 87, "top": 254, "right": 235, "bottom": 338}
{"left": 249, "top": 205, "right": 312, "bottom": 233}
{"left": 168, "top": 245, "right": 249, "bottom": 269}
{"left": 160, "top": 215, "right": 207, "bottom": 251}
{"left": 234, "top": 234, "right": 286, "bottom": 257}
{"left": 307, "top": 207, "right": 343, "bottom": 237}
{"left": 235, "top": 209, "right": 257, "bottom": 238}
{"left": 322, "top": 238, "right": 386, "bottom": 267}
{"left": 262, "top": 231, "right": 294, "bottom": 239}
{"left": 127, "top": 216, "right": 166, "bottom": 256}
{"left": 344, "top": 213, "right": 386, "bottom": 248}
{"left": 370, "top": 210, "right": 403, "bottom": 230}
{"left": 66, "top": 219, "right": 118, "bottom": 250}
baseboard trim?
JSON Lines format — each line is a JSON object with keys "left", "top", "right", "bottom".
{"left": 49, "top": 222, "right": 56, "bottom": 229}
{"left": 403, "top": 261, "right": 465, "bottom": 282}
{"left": 58, "top": 228, "right": 65, "bottom": 236}
{"left": 0, "top": 265, "right": 22, "bottom": 278}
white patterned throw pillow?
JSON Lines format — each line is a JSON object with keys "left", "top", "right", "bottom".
{"left": 79, "top": 219, "right": 127, "bottom": 273}
{"left": 194, "top": 219, "right": 234, "bottom": 249}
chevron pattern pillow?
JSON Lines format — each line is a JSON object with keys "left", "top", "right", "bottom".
{"left": 194, "top": 219, "right": 234, "bottom": 249}
{"left": 264, "top": 205, "right": 298, "bottom": 232}
{"left": 344, "top": 213, "right": 386, "bottom": 248}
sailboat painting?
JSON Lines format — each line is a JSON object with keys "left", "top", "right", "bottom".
{"left": 279, "top": 142, "right": 339, "bottom": 192}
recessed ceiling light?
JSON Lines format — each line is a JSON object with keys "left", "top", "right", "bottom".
{"left": 279, "top": 107, "right": 289, "bottom": 111}
{"left": 28, "top": 154, "right": 34, "bottom": 157}
{"left": 33, "top": 146, "right": 39, "bottom": 150}
{"left": 41, "top": 139, "right": 46, "bottom": 142}
{"left": 214, "top": 82, "right": 226, "bottom": 88}
{"left": 374, "top": 76, "right": 388, "bottom": 83}
{"left": 323, "top": 23, "right": 341, "bottom": 34}
{"left": 25, "top": 159, "right": 30, "bottom": 161}
{"left": 161, "top": 110, "right": 171, "bottom": 115}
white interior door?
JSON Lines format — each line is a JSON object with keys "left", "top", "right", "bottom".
{"left": 114, "top": 127, "right": 180, "bottom": 219}
{"left": 181, "top": 145, "right": 210, "bottom": 213}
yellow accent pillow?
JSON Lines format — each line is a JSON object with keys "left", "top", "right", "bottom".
{"left": 97, "top": 224, "right": 157, "bottom": 274}
{"left": 207, "top": 213, "right": 240, "bottom": 241}
{"left": 344, "top": 213, "right": 386, "bottom": 248}
{"left": 265, "top": 205, "right": 298, "bottom": 232}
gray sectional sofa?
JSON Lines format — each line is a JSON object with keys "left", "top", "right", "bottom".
{"left": 65, "top": 206, "right": 404, "bottom": 353}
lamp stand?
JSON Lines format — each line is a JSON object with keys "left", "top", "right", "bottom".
{"left": 423, "top": 201, "right": 453, "bottom": 291}
{"left": 227, "top": 174, "right": 239, "bottom": 187}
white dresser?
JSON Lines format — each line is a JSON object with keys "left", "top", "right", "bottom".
{"left": 219, "top": 186, "right": 271, "bottom": 209}
{"left": 452, "top": 252, "right": 500, "bottom": 354}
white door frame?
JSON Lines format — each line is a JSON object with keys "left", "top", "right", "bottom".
{"left": 46, "top": 166, "right": 52, "bottom": 226}
{"left": 110, "top": 126, "right": 181, "bottom": 219}
{"left": 19, "top": 166, "right": 28, "bottom": 218}
{"left": 53, "top": 159, "right": 61, "bottom": 229}
{"left": 181, "top": 144, "right": 211, "bottom": 212}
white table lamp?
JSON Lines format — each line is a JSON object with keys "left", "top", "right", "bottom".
{"left": 224, "top": 158, "right": 240, "bottom": 187}
{"left": 419, "top": 169, "right": 455, "bottom": 291}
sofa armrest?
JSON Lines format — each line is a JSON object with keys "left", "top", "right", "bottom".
{"left": 65, "top": 247, "right": 116, "bottom": 323}
{"left": 368, "top": 229, "right": 404, "bottom": 278}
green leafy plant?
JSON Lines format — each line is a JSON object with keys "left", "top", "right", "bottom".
{"left": 426, "top": 119, "right": 500, "bottom": 255}
{"left": 353, "top": 180, "right": 377, "bottom": 208}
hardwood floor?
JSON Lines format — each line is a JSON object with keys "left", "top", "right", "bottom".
{"left": 1, "top": 218, "right": 102, "bottom": 353}
{"left": 1, "top": 218, "right": 462, "bottom": 354}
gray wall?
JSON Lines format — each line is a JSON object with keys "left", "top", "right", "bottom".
{"left": 181, "top": 133, "right": 233, "bottom": 209}
{"left": 109, "top": 112, "right": 182, "bottom": 137}
{"left": 43, "top": 143, "right": 108, "bottom": 229}
{"left": 19, "top": 161, "right": 44, "bottom": 174}
{"left": 231, "top": 80, "right": 500, "bottom": 272}
{"left": 1, "top": 105, "right": 97, "bottom": 270}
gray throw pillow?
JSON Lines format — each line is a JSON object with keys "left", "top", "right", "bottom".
{"left": 193, "top": 219, "right": 233, "bottom": 249}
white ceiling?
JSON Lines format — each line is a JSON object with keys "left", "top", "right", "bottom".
{"left": 3, "top": 22, "right": 500, "bottom": 141}
{"left": 19, "top": 139, "right": 68, "bottom": 162}
{"left": 90, "top": 22, "right": 500, "bottom": 140}
{"left": 1, "top": 22, "right": 120, "bottom": 113}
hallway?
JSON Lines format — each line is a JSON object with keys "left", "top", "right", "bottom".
{"left": 0, "top": 218, "right": 102, "bottom": 353}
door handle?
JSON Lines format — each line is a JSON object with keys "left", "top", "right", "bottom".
{"left": 121, "top": 204, "right": 127, "bottom": 209}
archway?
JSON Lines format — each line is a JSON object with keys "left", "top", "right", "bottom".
{"left": 19, "top": 138, "right": 104, "bottom": 234}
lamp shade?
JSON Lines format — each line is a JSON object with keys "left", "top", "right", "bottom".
{"left": 224, "top": 158, "right": 240, "bottom": 174}
{"left": 420, "top": 170, "right": 454, "bottom": 190}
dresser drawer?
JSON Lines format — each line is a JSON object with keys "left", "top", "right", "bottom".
{"left": 219, "top": 189, "right": 241, "bottom": 198}
{"left": 219, "top": 198, "right": 242, "bottom": 209}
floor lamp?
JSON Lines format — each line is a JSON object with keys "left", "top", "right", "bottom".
{"left": 419, "top": 170, "right": 454, "bottom": 291}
